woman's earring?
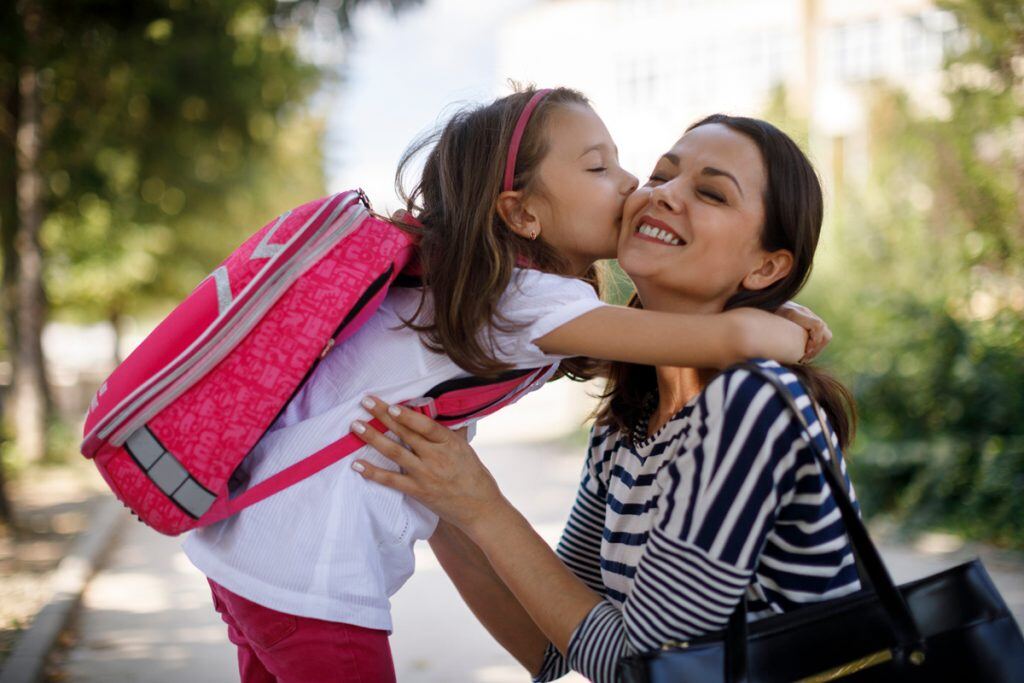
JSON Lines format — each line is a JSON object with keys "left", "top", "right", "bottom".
{"left": 529, "top": 230, "right": 537, "bottom": 240}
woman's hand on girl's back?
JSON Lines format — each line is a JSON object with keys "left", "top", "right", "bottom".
{"left": 348, "top": 397, "right": 505, "bottom": 533}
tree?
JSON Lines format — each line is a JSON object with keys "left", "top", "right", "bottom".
{"left": 0, "top": 0, "right": 420, "bottom": 523}
{"left": 799, "top": 0, "right": 1024, "bottom": 546}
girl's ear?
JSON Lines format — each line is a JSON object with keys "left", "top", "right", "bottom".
{"left": 495, "top": 191, "right": 542, "bottom": 240}
{"left": 742, "top": 248, "right": 794, "bottom": 291}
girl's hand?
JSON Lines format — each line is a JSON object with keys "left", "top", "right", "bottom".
{"left": 776, "top": 301, "right": 832, "bottom": 362}
{"left": 349, "top": 397, "right": 505, "bottom": 533}
{"left": 727, "top": 307, "right": 807, "bottom": 365}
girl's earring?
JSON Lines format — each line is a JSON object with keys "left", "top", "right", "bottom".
{"left": 529, "top": 230, "right": 538, "bottom": 240}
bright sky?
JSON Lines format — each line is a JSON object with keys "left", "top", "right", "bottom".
{"left": 324, "top": 0, "right": 533, "bottom": 212}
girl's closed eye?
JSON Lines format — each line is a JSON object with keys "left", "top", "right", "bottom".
{"left": 587, "top": 166, "right": 608, "bottom": 173}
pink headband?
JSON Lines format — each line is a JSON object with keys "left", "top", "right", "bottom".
{"left": 502, "top": 89, "right": 553, "bottom": 192}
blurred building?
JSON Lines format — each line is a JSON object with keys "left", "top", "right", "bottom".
{"left": 497, "top": 0, "right": 959, "bottom": 194}
{"left": 44, "top": 0, "right": 964, "bottom": 430}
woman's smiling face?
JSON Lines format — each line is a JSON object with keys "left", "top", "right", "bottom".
{"left": 617, "top": 123, "right": 772, "bottom": 310}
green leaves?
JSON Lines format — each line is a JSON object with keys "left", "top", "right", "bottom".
{"left": 800, "top": 0, "right": 1024, "bottom": 547}
{"left": 0, "top": 0, "right": 329, "bottom": 329}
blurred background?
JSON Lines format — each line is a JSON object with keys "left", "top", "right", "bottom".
{"left": 1, "top": 0, "right": 1022, "bottom": 680}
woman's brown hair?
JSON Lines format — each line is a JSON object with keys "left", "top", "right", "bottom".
{"left": 394, "top": 86, "right": 602, "bottom": 379}
{"left": 596, "top": 114, "right": 857, "bottom": 449}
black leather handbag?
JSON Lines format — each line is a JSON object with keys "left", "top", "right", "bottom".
{"left": 618, "top": 362, "right": 1024, "bottom": 682}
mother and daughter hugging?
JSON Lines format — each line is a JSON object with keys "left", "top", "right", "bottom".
{"left": 183, "top": 86, "right": 860, "bottom": 682}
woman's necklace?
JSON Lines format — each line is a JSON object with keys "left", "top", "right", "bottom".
{"left": 630, "top": 391, "right": 659, "bottom": 446}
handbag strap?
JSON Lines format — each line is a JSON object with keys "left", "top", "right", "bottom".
{"left": 720, "top": 363, "right": 926, "bottom": 677}
{"left": 806, "top": 401, "right": 873, "bottom": 591}
{"left": 726, "top": 596, "right": 749, "bottom": 683}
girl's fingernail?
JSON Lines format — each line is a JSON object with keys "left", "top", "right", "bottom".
{"left": 351, "top": 421, "right": 366, "bottom": 434}
{"left": 361, "top": 397, "right": 376, "bottom": 410}
{"left": 352, "top": 461, "right": 365, "bottom": 473}
{"left": 387, "top": 405, "right": 401, "bottom": 417}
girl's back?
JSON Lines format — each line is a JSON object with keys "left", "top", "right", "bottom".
{"left": 183, "top": 268, "right": 603, "bottom": 630}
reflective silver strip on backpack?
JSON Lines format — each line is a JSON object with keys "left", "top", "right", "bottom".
{"left": 125, "top": 426, "right": 217, "bottom": 519}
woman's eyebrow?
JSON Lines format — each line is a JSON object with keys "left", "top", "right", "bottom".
{"left": 701, "top": 166, "right": 744, "bottom": 197}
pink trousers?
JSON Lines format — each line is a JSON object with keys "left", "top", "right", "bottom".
{"left": 208, "top": 579, "right": 397, "bottom": 683}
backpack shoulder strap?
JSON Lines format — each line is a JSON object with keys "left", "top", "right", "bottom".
{"left": 198, "top": 364, "right": 557, "bottom": 526}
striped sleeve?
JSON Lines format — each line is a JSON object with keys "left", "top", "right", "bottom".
{"left": 556, "top": 427, "right": 613, "bottom": 593}
{"left": 565, "top": 368, "right": 807, "bottom": 681}
{"left": 566, "top": 600, "right": 628, "bottom": 681}
{"left": 532, "top": 427, "right": 613, "bottom": 682}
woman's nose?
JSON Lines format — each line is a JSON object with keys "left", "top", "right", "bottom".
{"left": 651, "top": 180, "right": 682, "bottom": 212}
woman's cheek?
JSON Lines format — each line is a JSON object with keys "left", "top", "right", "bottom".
{"left": 624, "top": 191, "right": 647, "bottom": 217}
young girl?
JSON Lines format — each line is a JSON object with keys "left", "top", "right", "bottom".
{"left": 183, "top": 87, "right": 827, "bottom": 682}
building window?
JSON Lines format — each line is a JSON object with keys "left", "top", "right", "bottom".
{"left": 903, "top": 10, "right": 956, "bottom": 74}
{"left": 827, "top": 19, "right": 885, "bottom": 82}
{"left": 618, "top": 56, "right": 661, "bottom": 104}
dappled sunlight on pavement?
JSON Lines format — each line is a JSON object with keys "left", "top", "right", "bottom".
{"left": 389, "top": 440, "right": 588, "bottom": 682}
{"left": 63, "top": 517, "right": 237, "bottom": 683}
{"left": 62, "top": 439, "right": 590, "bottom": 682}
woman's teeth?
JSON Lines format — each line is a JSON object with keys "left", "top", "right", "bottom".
{"left": 636, "top": 223, "right": 683, "bottom": 246}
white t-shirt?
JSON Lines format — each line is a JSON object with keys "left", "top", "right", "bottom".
{"left": 183, "top": 269, "right": 604, "bottom": 631}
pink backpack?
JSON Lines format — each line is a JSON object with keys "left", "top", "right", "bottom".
{"left": 81, "top": 190, "right": 554, "bottom": 535}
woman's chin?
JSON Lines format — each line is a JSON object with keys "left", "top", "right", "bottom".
{"left": 617, "top": 252, "right": 660, "bottom": 282}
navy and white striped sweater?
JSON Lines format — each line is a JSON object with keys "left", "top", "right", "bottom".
{"left": 535, "top": 361, "right": 862, "bottom": 682}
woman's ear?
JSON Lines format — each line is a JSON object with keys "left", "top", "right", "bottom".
{"left": 495, "top": 190, "right": 542, "bottom": 240}
{"left": 742, "top": 248, "right": 794, "bottom": 291}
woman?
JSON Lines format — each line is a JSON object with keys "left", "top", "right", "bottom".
{"left": 350, "top": 115, "right": 860, "bottom": 682}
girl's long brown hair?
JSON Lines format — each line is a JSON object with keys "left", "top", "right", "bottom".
{"left": 394, "top": 86, "right": 602, "bottom": 380}
{"left": 595, "top": 115, "right": 857, "bottom": 449}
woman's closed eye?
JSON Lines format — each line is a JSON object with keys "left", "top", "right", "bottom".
{"left": 587, "top": 166, "right": 608, "bottom": 173}
{"left": 698, "top": 187, "right": 726, "bottom": 203}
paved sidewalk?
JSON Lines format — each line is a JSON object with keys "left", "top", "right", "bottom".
{"left": 63, "top": 435, "right": 1024, "bottom": 682}
{"left": 61, "top": 440, "right": 590, "bottom": 683}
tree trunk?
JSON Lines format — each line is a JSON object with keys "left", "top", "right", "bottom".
{"left": 0, "top": 429, "right": 13, "bottom": 526}
{"left": 12, "top": 9, "right": 49, "bottom": 463}
{"left": 0, "top": 150, "right": 16, "bottom": 526}
{"left": 1, "top": 228, "right": 17, "bottom": 366}
{"left": 1, "top": 88, "right": 18, "bottom": 420}
{"left": 1, "top": 85, "right": 18, "bottom": 359}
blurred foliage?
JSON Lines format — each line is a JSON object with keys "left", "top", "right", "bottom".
{"left": 1, "top": 0, "right": 326, "bottom": 348}
{"left": 0, "top": 0, "right": 420, "bottom": 489}
{"left": 598, "top": 260, "right": 635, "bottom": 306}
{"left": 1, "top": 0, "right": 421, "bottom": 351}
{"left": 795, "top": 0, "right": 1024, "bottom": 547}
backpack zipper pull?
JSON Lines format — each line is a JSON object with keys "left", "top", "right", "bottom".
{"left": 356, "top": 188, "right": 372, "bottom": 211}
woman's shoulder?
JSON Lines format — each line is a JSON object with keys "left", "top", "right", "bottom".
{"left": 649, "top": 362, "right": 832, "bottom": 530}
{"left": 697, "top": 361, "right": 840, "bottom": 478}
{"left": 702, "top": 359, "right": 809, "bottom": 416}
{"left": 682, "top": 360, "right": 825, "bottom": 472}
